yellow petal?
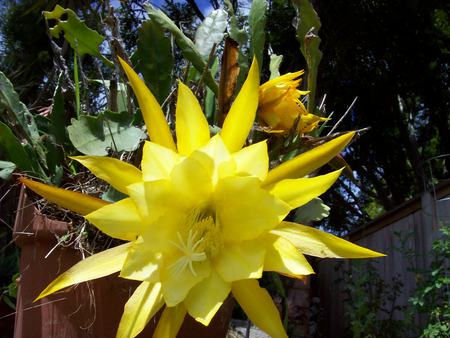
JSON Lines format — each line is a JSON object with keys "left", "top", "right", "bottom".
{"left": 85, "top": 198, "right": 144, "bottom": 241}
{"left": 214, "top": 240, "right": 266, "bottom": 282}
{"left": 264, "top": 235, "right": 314, "bottom": 277}
{"left": 215, "top": 176, "right": 290, "bottom": 242}
{"left": 271, "top": 222, "right": 385, "bottom": 258}
{"left": 36, "top": 242, "right": 132, "bottom": 300}
{"left": 141, "top": 141, "right": 182, "bottom": 181}
{"left": 118, "top": 57, "right": 176, "bottom": 150}
{"left": 259, "top": 70, "right": 305, "bottom": 91}
{"left": 269, "top": 169, "right": 343, "bottom": 209}
{"left": 176, "top": 81, "right": 210, "bottom": 155}
{"left": 127, "top": 180, "right": 187, "bottom": 221}
{"left": 192, "top": 135, "right": 235, "bottom": 184}
{"left": 71, "top": 156, "right": 142, "bottom": 194}
{"left": 170, "top": 156, "right": 213, "bottom": 206}
{"left": 120, "top": 238, "right": 160, "bottom": 282}
{"left": 220, "top": 57, "right": 260, "bottom": 152}
{"left": 263, "top": 132, "right": 355, "bottom": 187}
{"left": 161, "top": 260, "right": 210, "bottom": 307}
{"left": 184, "top": 269, "right": 230, "bottom": 326}
{"left": 20, "top": 177, "right": 109, "bottom": 216}
{"left": 153, "top": 304, "right": 187, "bottom": 338}
{"left": 232, "top": 279, "right": 288, "bottom": 338}
{"left": 116, "top": 282, "right": 164, "bottom": 338}
{"left": 232, "top": 140, "right": 268, "bottom": 181}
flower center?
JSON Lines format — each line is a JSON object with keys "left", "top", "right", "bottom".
{"left": 188, "top": 207, "right": 223, "bottom": 258}
{"left": 167, "top": 207, "right": 223, "bottom": 276}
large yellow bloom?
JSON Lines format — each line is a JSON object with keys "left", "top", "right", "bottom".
{"left": 258, "top": 71, "right": 327, "bottom": 134}
{"left": 21, "top": 58, "right": 383, "bottom": 338}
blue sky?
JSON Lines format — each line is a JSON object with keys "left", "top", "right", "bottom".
{"left": 111, "top": 0, "right": 215, "bottom": 17}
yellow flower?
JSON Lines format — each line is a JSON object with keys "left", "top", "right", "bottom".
{"left": 258, "top": 71, "right": 327, "bottom": 134}
{"left": 21, "top": 58, "right": 383, "bottom": 338}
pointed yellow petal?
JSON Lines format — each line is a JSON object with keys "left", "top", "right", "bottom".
{"left": 176, "top": 81, "right": 210, "bottom": 155}
{"left": 85, "top": 198, "right": 143, "bottom": 241}
{"left": 214, "top": 240, "right": 266, "bottom": 282}
{"left": 263, "top": 132, "right": 355, "bottom": 187}
{"left": 259, "top": 70, "right": 305, "bottom": 91}
{"left": 264, "top": 235, "right": 314, "bottom": 277}
{"left": 215, "top": 177, "right": 290, "bottom": 242}
{"left": 232, "top": 279, "right": 288, "bottom": 338}
{"left": 232, "top": 140, "right": 268, "bottom": 181}
{"left": 141, "top": 141, "right": 182, "bottom": 181}
{"left": 271, "top": 222, "right": 385, "bottom": 258}
{"left": 36, "top": 243, "right": 132, "bottom": 300}
{"left": 269, "top": 169, "right": 343, "bottom": 209}
{"left": 20, "top": 177, "right": 109, "bottom": 216}
{"left": 118, "top": 57, "right": 176, "bottom": 150}
{"left": 119, "top": 239, "right": 160, "bottom": 282}
{"left": 71, "top": 156, "right": 142, "bottom": 194}
{"left": 184, "top": 269, "right": 230, "bottom": 326}
{"left": 116, "top": 282, "right": 164, "bottom": 338}
{"left": 220, "top": 57, "right": 260, "bottom": 152}
{"left": 153, "top": 304, "right": 187, "bottom": 338}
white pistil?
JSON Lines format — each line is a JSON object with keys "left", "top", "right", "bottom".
{"left": 168, "top": 230, "right": 207, "bottom": 276}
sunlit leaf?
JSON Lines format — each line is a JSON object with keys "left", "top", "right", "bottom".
{"left": 43, "top": 5, "right": 113, "bottom": 67}
{"left": 67, "top": 111, "right": 146, "bottom": 156}
{"left": 195, "top": 9, "right": 228, "bottom": 60}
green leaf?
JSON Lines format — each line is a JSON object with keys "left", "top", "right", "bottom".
{"left": 135, "top": 19, "right": 174, "bottom": 104}
{"left": 49, "top": 78, "right": 67, "bottom": 144}
{"left": 0, "top": 161, "right": 16, "bottom": 180}
{"left": 291, "top": 0, "right": 323, "bottom": 113}
{"left": 205, "top": 58, "right": 219, "bottom": 122}
{"left": 0, "top": 71, "right": 40, "bottom": 143}
{"left": 195, "top": 9, "right": 228, "bottom": 60}
{"left": 145, "top": 4, "right": 218, "bottom": 95}
{"left": 43, "top": 5, "right": 113, "bottom": 67}
{"left": 294, "top": 197, "right": 330, "bottom": 224}
{"left": 0, "top": 121, "right": 42, "bottom": 176}
{"left": 269, "top": 53, "right": 283, "bottom": 79}
{"left": 101, "top": 185, "right": 127, "bottom": 202}
{"left": 67, "top": 111, "right": 146, "bottom": 156}
{"left": 249, "top": 0, "right": 268, "bottom": 70}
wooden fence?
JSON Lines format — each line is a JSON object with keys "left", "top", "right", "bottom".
{"left": 313, "top": 182, "right": 450, "bottom": 337}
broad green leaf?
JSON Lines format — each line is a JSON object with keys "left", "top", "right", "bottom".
{"left": 0, "top": 161, "right": 16, "bottom": 180}
{"left": 249, "top": 0, "right": 268, "bottom": 70}
{"left": 294, "top": 197, "right": 330, "bottom": 224}
{"left": 0, "top": 121, "right": 42, "bottom": 176}
{"left": 67, "top": 111, "right": 146, "bottom": 156}
{"left": 135, "top": 19, "right": 174, "bottom": 105}
{"left": 0, "top": 71, "right": 40, "bottom": 144}
{"left": 145, "top": 4, "right": 218, "bottom": 95}
{"left": 195, "top": 9, "right": 228, "bottom": 60}
{"left": 269, "top": 53, "right": 284, "bottom": 79}
{"left": 43, "top": 5, "right": 113, "bottom": 67}
{"left": 291, "top": 0, "right": 323, "bottom": 113}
